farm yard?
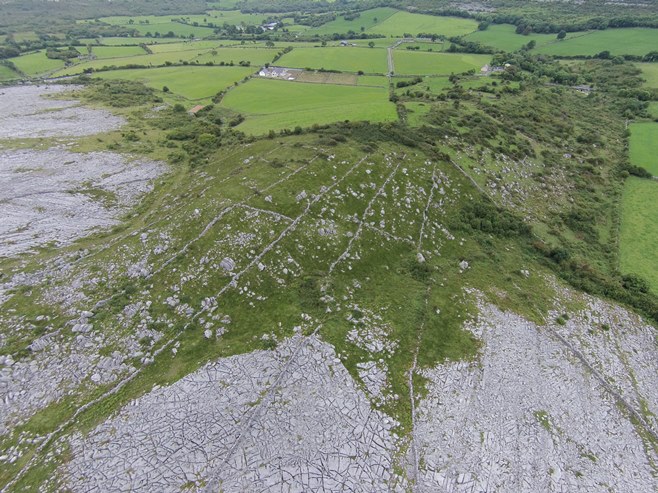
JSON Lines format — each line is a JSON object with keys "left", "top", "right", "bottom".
{"left": 392, "top": 52, "right": 491, "bottom": 76}
{"left": 219, "top": 78, "right": 396, "bottom": 134}
{"left": 277, "top": 47, "right": 389, "bottom": 74}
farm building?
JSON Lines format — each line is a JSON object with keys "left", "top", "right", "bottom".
{"left": 188, "top": 105, "right": 205, "bottom": 115}
{"left": 258, "top": 66, "right": 300, "bottom": 80}
{"left": 480, "top": 64, "right": 505, "bottom": 75}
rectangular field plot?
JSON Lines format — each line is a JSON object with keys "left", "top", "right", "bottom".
{"left": 620, "top": 177, "right": 658, "bottom": 294}
{"left": 148, "top": 40, "right": 223, "bottom": 53}
{"left": 91, "top": 46, "right": 148, "bottom": 58}
{"left": 629, "top": 123, "right": 658, "bottom": 176}
{"left": 393, "top": 52, "right": 491, "bottom": 76}
{"left": 536, "top": 28, "right": 658, "bottom": 57}
{"left": 397, "top": 41, "right": 448, "bottom": 52}
{"left": 52, "top": 52, "right": 199, "bottom": 76}
{"left": 191, "top": 47, "right": 277, "bottom": 66}
{"left": 463, "top": 24, "right": 576, "bottom": 52}
{"left": 93, "top": 66, "right": 254, "bottom": 100}
{"left": 219, "top": 78, "right": 396, "bottom": 134}
{"left": 9, "top": 50, "right": 66, "bottom": 76}
{"left": 277, "top": 47, "right": 388, "bottom": 74}
{"left": 639, "top": 63, "right": 658, "bottom": 88}
{"left": 52, "top": 47, "right": 271, "bottom": 76}
{"left": 79, "top": 37, "right": 181, "bottom": 46}
{"left": 304, "top": 7, "right": 398, "bottom": 35}
{"left": 369, "top": 12, "right": 478, "bottom": 37}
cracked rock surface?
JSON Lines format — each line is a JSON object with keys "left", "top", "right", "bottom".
{"left": 412, "top": 299, "right": 658, "bottom": 493}
{"left": 0, "top": 85, "right": 165, "bottom": 257}
{"left": 0, "top": 85, "right": 124, "bottom": 139}
{"left": 62, "top": 335, "right": 404, "bottom": 492}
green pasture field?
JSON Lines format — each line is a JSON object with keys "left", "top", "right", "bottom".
{"left": 393, "top": 51, "right": 491, "bottom": 76}
{"left": 52, "top": 52, "right": 197, "bottom": 76}
{"left": 148, "top": 40, "right": 297, "bottom": 55}
{"left": 463, "top": 24, "right": 576, "bottom": 52}
{"left": 629, "top": 122, "right": 658, "bottom": 176}
{"left": 369, "top": 12, "right": 478, "bottom": 37}
{"left": 91, "top": 45, "right": 148, "bottom": 58}
{"left": 148, "top": 40, "right": 222, "bottom": 53}
{"left": 78, "top": 37, "right": 180, "bottom": 46}
{"left": 536, "top": 28, "right": 658, "bottom": 56}
{"left": 349, "top": 38, "right": 399, "bottom": 48}
{"left": 620, "top": 177, "right": 658, "bottom": 294}
{"left": 398, "top": 41, "right": 448, "bottom": 52}
{"left": 638, "top": 63, "right": 658, "bottom": 88}
{"left": 128, "top": 22, "right": 214, "bottom": 38}
{"left": 93, "top": 65, "right": 254, "bottom": 101}
{"left": 404, "top": 101, "right": 432, "bottom": 126}
{"left": 358, "top": 75, "right": 389, "bottom": 87}
{"left": 85, "top": 16, "right": 215, "bottom": 38}
{"left": 303, "top": 7, "right": 398, "bottom": 35}
{"left": 276, "top": 46, "right": 388, "bottom": 73}
{"left": 189, "top": 47, "right": 277, "bottom": 66}
{"left": 9, "top": 50, "right": 66, "bottom": 76}
{"left": 204, "top": 10, "right": 270, "bottom": 25}
{"left": 219, "top": 78, "right": 397, "bottom": 134}
{"left": 52, "top": 47, "right": 272, "bottom": 76}
{"left": 0, "top": 64, "right": 18, "bottom": 81}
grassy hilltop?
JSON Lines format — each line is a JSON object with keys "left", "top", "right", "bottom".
{"left": 0, "top": 0, "right": 657, "bottom": 490}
